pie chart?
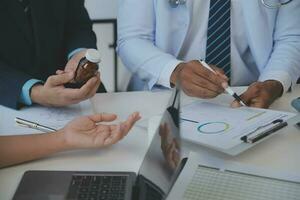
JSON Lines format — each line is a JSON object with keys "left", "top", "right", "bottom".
{"left": 197, "top": 122, "right": 230, "bottom": 134}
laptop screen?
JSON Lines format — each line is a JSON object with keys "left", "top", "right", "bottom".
{"left": 136, "top": 88, "right": 184, "bottom": 200}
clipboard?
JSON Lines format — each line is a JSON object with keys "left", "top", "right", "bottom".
{"left": 180, "top": 102, "right": 297, "bottom": 156}
{"left": 220, "top": 116, "right": 300, "bottom": 156}
{"left": 240, "top": 119, "right": 287, "bottom": 144}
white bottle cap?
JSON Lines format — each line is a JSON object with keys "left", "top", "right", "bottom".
{"left": 85, "top": 49, "right": 101, "bottom": 63}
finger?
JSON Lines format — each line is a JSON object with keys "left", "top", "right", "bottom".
{"left": 211, "top": 65, "right": 229, "bottom": 80}
{"left": 191, "top": 74, "right": 224, "bottom": 94}
{"left": 231, "top": 100, "right": 242, "bottom": 108}
{"left": 183, "top": 83, "right": 220, "bottom": 98}
{"left": 98, "top": 112, "right": 140, "bottom": 146}
{"left": 231, "top": 84, "right": 261, "bottom": 108}
{"left": 167, "top": 144, "right": 176, "bottom": 168}
{"left": 88, "top": 113, "right": 117, "bottom": 123}
{"left": 56, "top": 70, "right": 65, "bottom": 75}
{"left": 159, "top": 123, "right": 170, "bottom": 137}
{"left": 116, "top": 112, "right": 141, "bottom": 139}
{"left": 47, "top": 72, "right": 74, "bottom": 86}
{"left": 248, "top": 98, "right": 270, "bottom": 109}
{"left": 195, "top": 63, "right": 228, "bottom": 84}
{"left": 62, "top": 77, "right": 99, "bottom": 101}
{"left": 93, "top": 130, "right": 111, "bottom": 147}
{"left": 86, "top": 83, "right": 100, "bottom": 99}
{"left": 104, "top": 125, "right": 124, "bottom": 146}
{"left": 185, "top": 62, "right": 226, "bottom": 89}
{"left": 160, "top": 124, "right": 169, "bottom": 147}
{"left": 86, "top": 82, "right": 100, "bottom": 99}
{"left": 75, "top": 76, "right": 100, "bottom": 100}
{"left": 95, "top": 124, "right": 111, "bottom": 133}
{"left": 173, "top": 151, "right": 180, "bottom": 167}
{"left": 86, "top": 75, "right": 101, "bottom": 98}
{"left": 159, "top": 123, "right": 167, "bottom": 137}
{"left": 121, "top": 112, "right": 141, "bottom": 132}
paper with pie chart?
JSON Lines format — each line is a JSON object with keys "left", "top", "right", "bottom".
{"left": 180, "top": 102, "right": 296, "bottom": 150}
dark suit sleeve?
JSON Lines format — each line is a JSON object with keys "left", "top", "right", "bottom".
{"left": 65, "top": 0, "right": 97, "bottom": 53}
{"left": 0, "top": 59, "right": 32, "bottom": 109}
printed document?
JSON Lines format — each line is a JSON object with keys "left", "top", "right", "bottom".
{"left": 181, "top": 102, "right": 296, "bottom": 150}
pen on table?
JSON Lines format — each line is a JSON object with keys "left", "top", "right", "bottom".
{"left": 15, "top": 117, "right": 57, "bottom": 133}
{"left": 199, "top": 60, "right": 247, "bottom": 106}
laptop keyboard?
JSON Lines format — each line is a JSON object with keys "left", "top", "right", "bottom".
{"left": 66, "top": 174, "right": 128, "bottom": 200}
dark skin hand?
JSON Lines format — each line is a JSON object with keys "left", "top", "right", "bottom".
{"left": 171, "top": 60, "right": 283, "bottom": 109}
{"left": 159, "top": 123, "right": 180, "bottom": 170}
{"left": 170, "top": 60, "right": 228, "bottom": 99}
{"left": 231, "top": 80, "right": 284, "bottom": 109}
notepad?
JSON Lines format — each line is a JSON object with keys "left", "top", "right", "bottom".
{"left": 180, "top": 102, "right": 296, "bottom": 151}
{"left": 0, "top": 100, "right": 94, "bottom": 135}
{"left": 166, "top": 152, "right": 300, "bottom": 200}
{"left": 184, "top": 165, "right": 300, "bottom": 200}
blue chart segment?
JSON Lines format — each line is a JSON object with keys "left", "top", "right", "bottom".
{"left": 197, "top": 122, "right": 230, "bottom": 134}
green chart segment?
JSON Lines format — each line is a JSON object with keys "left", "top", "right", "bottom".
{"left": 197, "top": 122, "right": 230, "bottom": 134}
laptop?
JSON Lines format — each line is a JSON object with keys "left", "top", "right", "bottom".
{"left": 13, "top": 88, "right": 186, "bottom": 200}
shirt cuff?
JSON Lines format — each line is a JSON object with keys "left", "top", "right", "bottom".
{"left": 258, "top": 70, "right": 292, "bottom": 93}
{"left": 157, "top": 59, "right": 183, "bottom": 88}
{"left": 19, "top": 79, "right": 43, "bottom": 106}
{"left": 68, "top": 48, "right": 87, "bottom": 60}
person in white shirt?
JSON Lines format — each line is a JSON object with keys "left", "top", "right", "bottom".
{"left": 117, "top": 0, "right": 300, "bottom": 108}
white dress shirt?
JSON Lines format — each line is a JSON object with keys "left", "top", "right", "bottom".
{"left": 118, "top": 0, "right": 300, "bottom": 93}
{"left": 158, "top": 0, "right": 262, "bottom": 88}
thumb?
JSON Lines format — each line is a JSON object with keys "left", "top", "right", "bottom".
{"left": 47, "top": 72, "right": 74, "bottom": 86}
{"left": 231, "top": 88, "right": 255, "bottom": 108}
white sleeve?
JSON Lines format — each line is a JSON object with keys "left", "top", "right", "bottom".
{"left": 117, "top": 0, "right": 181, "bottom": 90}
{"left": 259, "top": 1, "right": 300, "bottom": 93}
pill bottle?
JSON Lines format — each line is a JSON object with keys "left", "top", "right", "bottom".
{"left": 72, "top": 49, "right": 101, "bottom": 87}
{"left": 64, "top": 49, "right": 101, "bottom": 89}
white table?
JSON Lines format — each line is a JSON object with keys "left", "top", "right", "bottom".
{"left": 0, "top": 88, "right": 299, "bottom": 200}
{"left": 180, "top": 87, "right": 300, "bottom": 174}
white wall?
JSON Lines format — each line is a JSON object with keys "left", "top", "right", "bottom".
{"left": 85, "top": 0, "right": 131, "bottom": 92}
{"left": 85, "top": 0, "right": 118, "bottom": 19}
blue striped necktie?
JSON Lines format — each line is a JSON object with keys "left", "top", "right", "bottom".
{"left": 205, "top": 0, "right": 231, "bottom": 78}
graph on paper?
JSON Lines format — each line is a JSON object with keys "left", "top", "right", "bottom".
{"left": 180, "top": 102, "right": 295, "bottom": 150}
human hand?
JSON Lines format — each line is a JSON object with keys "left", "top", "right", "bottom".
{"left": 30, "top": 72, "right": 101, "bottom": 107}
{"left": 159, "top": 123, "right": 180, "bottom": 170}
{"left": 61, "top": 112, "right": 141, "bottom": 149}
{"left": 56, "top": 49, "right": 101, "bottom": 88}
{"left": 63, "top": 49, "right": 87, "bottom": 73}
{"left": 170, "top": 60, "right": 228, "bottom": 98}
{"left": 231, "top": 80, "right": 283, "bottom": 109}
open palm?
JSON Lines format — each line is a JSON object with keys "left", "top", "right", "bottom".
{"left": 62, "top": 112, "right": 141, "bottom": 149}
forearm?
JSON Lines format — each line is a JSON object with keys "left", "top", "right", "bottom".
{"left": 259, "top": 2, "right": 300, "bottom": 92}
{"left": 259, "top": 41, "right": 300, "bottom": 93}
{"left": 118, "top": 38, "right": 181, "bottom": 89}
{"left": 0, "top": 131, "right": 70, "bottom": 168}
{"left": 118, "top": 0, "right": 184, "bottom": 89}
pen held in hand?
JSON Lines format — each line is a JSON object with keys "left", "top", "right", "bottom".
{"left": 198, "top": 60, "right": 247, "bottom": 107}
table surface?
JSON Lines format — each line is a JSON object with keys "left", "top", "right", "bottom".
{"left": 0, "top": 87, "right": 300, "bottom": 200}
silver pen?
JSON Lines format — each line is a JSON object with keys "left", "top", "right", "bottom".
{"left": 199, "top": 60, "right": 247, "bottom": 106}
{"left": 15, "top": 117, "right": 57, "bottom": 133}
